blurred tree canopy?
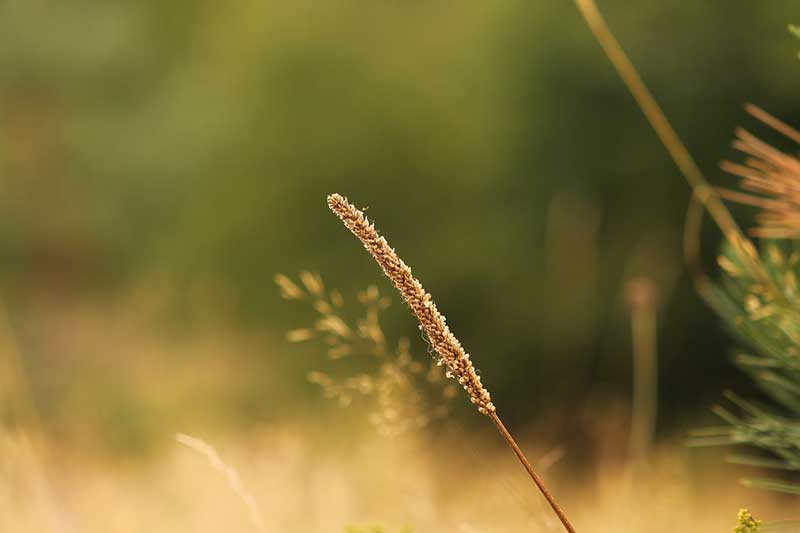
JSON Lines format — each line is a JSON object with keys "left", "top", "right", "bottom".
{"left": 1, "top": 1, "right": 799, "bottom": 435}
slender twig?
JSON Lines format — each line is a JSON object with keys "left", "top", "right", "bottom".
{"left": 327, "top": 193, "right": 576, "bottom": 533}
{"left": 574, "top": 0, "right": 783, "bottom": 301}
{"left": 682, "top": 192, "right": 717, "bottom": 307}
{"left": 573, "top": 0, "right": 739, "bottom": 241}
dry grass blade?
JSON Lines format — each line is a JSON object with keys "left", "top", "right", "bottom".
{"left": 745, "top": 103, "right": 800, "bottom": 145}
{"left": 719, "top": 106, "right": 800, "bottom": 238}
{"left": 175, "top": 433, "right": 265, "bottom": 531}
{"left": 326, "top": 193, "right": 576, "bottom": 533}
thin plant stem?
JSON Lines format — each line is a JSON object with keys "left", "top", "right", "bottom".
{"left": 573, "top": 0, "right": 738, "bottom": 240}
{"left": 625, "top": 278, "right": 659, "bottom": 469}
{"left": 176, "top": 433, "right": 265, "bottom": 531}
{"left": 327, "top": 193, "right": 576, "bottom": 532}
{"left": 682, "top": 192, "right": 715, "bottom": 301}
{"left": 488, "top": 411, "right": 576, "bottom": 533}
{"left": 574, "top": 0, "right": 782, "bottom": 298}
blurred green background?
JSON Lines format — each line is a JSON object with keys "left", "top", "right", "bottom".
{"left": 1, "top": 1, "right": 799, "bottom": 455}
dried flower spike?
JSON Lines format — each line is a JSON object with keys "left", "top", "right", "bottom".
{"left": 326, "top": 193, "right": 576, "bottom": 533}
{"left": 327, "top": 193, "right": 494, "bottom": 414}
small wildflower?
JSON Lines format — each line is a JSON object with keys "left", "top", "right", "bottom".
{"left": 734, "top": 508, "right": 760, "bottom": 533}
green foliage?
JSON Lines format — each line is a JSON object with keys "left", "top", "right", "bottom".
{"left": 693, "top": 240, "right": 800, "bottom": 495}
{"left": 712, "top": 241, "right": 800, "bottom": 413}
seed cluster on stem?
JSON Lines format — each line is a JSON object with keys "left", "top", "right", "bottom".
{"left": 326, "top": 193, "right": 494, "bottom": 414}
{"left": 326, "top": 193, "right": 576, "bottom": 533}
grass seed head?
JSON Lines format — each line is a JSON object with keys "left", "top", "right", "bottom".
{"left": 326, "top": 193, "right": 495, "bottom": 414}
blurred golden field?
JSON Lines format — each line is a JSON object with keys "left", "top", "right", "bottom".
{"left": 0, "top": 285, "right": 793, "bottom": 532}
{"left": 0, "top": 426, "right": 790, "bottom": 533}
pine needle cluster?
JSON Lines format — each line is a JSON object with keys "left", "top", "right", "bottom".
{"left": 687, "top": 110, "right": 800, "bottom": 496}
{"left": 574, "top": 0, "right": 800, "bottom": 521}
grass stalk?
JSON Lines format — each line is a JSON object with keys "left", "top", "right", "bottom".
{"left": 327, "top": 193, "right": 576, "bottom": 533}
{"left": 573, "top": 0, "right": 739, "bottom": 240}
{"left": 625, "top": 278, "right": 659, "bottom": 468}
{"left": 176, "top": 433, "right": 265, "bottom": 531}
{"left": 488, "top": 411, "right": 576, "bottom": 533}
{"left": 574, "top": 0, "right": 787, "bottom": 306}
